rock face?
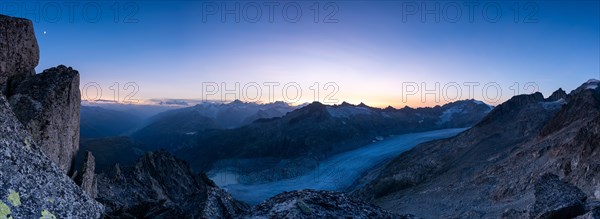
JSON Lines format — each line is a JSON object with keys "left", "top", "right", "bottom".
{"left": 546, "top": 88, "right": 567, "bottom": 102}
{"left": 0, "top": 15, "right": 39, "bottom": 90}
{"left": 250, "top": 190, "right": 408, "bottom": 218}
{"left": 76, "top": 151, "right": 98, "bottom": 199}
{"left": 530, "top": 174, "right": 586, "bottom": 219}
{"left": 0, "top": 95, "right": 103, "bottom": 218}
{"left": 97, "top": 151, "right": 249, "bottom": 218}
{"left": 355, "top": 82, "right": 600, "bottom": 218}
{"left": 7, "top": 65, "right": 81, "bottom": 172}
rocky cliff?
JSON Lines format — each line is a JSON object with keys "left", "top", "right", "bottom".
{"left": 0, "top": 14, "right": 38, "bottom": 91}
{"left": 0, "top": 95, "right": 103, "bottom": 218}
{"left": 7, "top": 65, "right": 81, "bottom": 173}
{"left": 0, "top": 14, "right": 103, "bottom": 217}
{"left": 2, "top": 14, "right": 80, "bottom": 173}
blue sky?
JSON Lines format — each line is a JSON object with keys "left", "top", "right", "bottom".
{"left": 3, "top": 1, "right": 599, "bottom": 107}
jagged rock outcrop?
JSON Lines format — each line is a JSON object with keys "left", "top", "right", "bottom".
{"left": 76, "top": 151, "right": 98, "bottom": 198}
{"left": 530, "top": 173, "right": 587, "bottom": 219}
{"left": 0, "top": 94, "right": 103, "bottom": 218}
{"left": 0, "top": 15, "right": 39, "bottom": 91}
{"left": 7, "top": 65, "right": 81, "bottom": 172}
{"left": 546, "top": 88, "right": 567, "bottom": 102}
{"left": 97, "top": 151, "right": 249, "bottom": 218}
{"left": 250, "top": 190, "right": 409, "bottom": 218}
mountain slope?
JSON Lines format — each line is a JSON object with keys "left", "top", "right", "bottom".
{"left": 80, "top": 106, "right": 144, "bottom": 138}
{"left": 176, "top": 100, "right": 491, "bottom": 180}
{"left": 355, "top": 81, "right": 600, "bottom": 218}
{"left": 131, "top": 100, "right": 297, "bottom": 150}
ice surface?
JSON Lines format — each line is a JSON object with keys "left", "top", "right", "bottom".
{"left": 542, "top": 98, "right": 566, "bottom": 110}
{"left": 326, "top": 106, "right": 374, "bottom": 118}
{"left": 215, "top": 128, "right": 468, "bottom": 204}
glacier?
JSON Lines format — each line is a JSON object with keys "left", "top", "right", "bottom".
{"left": 213, "top": 128, "right": 468, "bottom": 204}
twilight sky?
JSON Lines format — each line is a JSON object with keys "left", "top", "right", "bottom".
{"left": 4, "top": 0, "right": 599, "bottom": 107}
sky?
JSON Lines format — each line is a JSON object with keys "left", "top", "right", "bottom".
{"left": 2, "top": 0, "right": 599, "bottom": 108}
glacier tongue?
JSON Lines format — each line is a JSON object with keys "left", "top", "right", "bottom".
{"left": 215, "top": 128, "right": 467, "bottom": 204}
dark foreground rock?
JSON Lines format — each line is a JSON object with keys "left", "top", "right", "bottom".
{"left": 530, "top": 173, "right": 587, "bottom": 219}
{"left": 0, "top": 95, "right": 103, "bottom": 218}
{"left": 250, "top": 190, "right": 408, "bottom": 219}
{"left": 7, "top": 65, "right": 81, "bottom": 172}
{"left": 97, "top": 151, "right": 249, "bottom": 218}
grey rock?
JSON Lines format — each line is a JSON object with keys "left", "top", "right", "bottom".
{"left": 0, "top": 15, "right": 39, "bottom": 90}
{"left": 546, "top": 88, "right": 567, "bottom": 102}
{"left": 0, "top": 94, "right": 103, "bottom": 218}
{"left": 501, "top": 209, "right": 528, "bottom": 219}
{"left": 530, "top": 173, "right": 587, "bottom": 219}
{"left": 250, "top": 190, "right": 408, "bottom": 219}
{"left": 97, "top": 151, "right": 249, "bottom": 218}
{"left": 576, "top": 208, "right": 600, "bottom": 219}
{"left": 7, "top": 65, "right": 81, "bottom": 172}
{"left": 76, "top": 151, "right": 98, "bottom": 198}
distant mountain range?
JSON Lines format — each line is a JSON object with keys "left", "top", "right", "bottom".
{"left": 173, "top": 99, "right": 492, "bottom": 183}
{"left": 354, "top": 79, "right": 600, "bottom": 218}
{"left": 79, "top": 99, "right": 492, "bottom": 178}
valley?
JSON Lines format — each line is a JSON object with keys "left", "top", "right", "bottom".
{"left": 210, "top": 128, "right": 467, "bottom": 204}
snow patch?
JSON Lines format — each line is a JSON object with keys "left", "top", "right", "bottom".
{"left": 438, "top": 106, "right": 463, "bottom": 124}
{"left": 541, "top": 98, "right": 566, "bottom": 110}
{"left": 326, "top": 106, "right": 374, "bottom": 118}
{"left": 586, "top": 79, "right": 600, "bottom": 83}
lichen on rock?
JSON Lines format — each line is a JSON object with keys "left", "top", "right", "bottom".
{"left": 6, "top": 190, "right": 20, "bottom": 207}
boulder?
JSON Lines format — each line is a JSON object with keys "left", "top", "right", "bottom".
{"left": 7, "top": 65, "right": 81, "bottom": 172}
{"left": 0, "top": 94, "right": 103, "bottom": 218}
{"left": 0, "top": 15, "right": 39, "bottom": 90}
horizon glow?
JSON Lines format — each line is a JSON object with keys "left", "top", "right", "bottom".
{"left": 3, "top": 0, "right": 598, "bottom": 108}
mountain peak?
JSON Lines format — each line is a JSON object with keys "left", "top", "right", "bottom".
{"left": 546, "top": 88, "right": 567, "bottom": 102}
{"left": 340, "top": 101, "right": 353, "bottom": 107}
{"left": 586, "top": 78, "right": 599, "bottom": 84}
{"left": 230, "top": 99, "right": 244, "bottom": 104}
{"left": 570, "top": 79, "right": 600, "bottom": 95}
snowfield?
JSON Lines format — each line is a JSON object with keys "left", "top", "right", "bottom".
{"left": 213, "top": 128, "right": 468, "bottom": 204}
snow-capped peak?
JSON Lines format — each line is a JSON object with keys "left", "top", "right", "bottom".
{"left": 586, "top": 79, "right": 599, "bottom": 84}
